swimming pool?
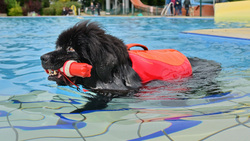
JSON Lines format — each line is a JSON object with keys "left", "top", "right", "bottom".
{"left": 0, "top": 17, "right": 249, "bottom": 140}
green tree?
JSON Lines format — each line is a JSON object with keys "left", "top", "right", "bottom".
{"left": 5, "top": 0, "right": 16, "bottom": 9}
{"left": 59, "top": 0, "right": 70, "bottom": 2}
{"left": 42, "top": 0, "right": 50, "bottom": 8}
{"left": 8, "top": 1, "right": 23, "bottom": 16}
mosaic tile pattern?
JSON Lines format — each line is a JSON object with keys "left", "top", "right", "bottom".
{"left": 0, "top": 90, "right": 249, "bottom": 141}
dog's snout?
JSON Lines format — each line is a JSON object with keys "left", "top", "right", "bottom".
{"left": 40, "top": 54, "right": 50, "bottom": 62}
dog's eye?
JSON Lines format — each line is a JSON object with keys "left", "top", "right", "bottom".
{"left": 67, "top": 47, "right": 75, "bottom": 52}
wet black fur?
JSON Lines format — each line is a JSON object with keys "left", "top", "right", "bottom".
{"left": 41, "top": 21, "right": 142, "bottom": 111}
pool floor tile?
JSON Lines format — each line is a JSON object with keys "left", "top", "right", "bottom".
{"left": 204, "top": 125, "right": 250, "bottom": 141}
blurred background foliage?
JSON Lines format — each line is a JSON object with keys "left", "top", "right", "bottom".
{"left": 2, "top": 0, "right": 81, "bottom": 16}
{"left": 0, "top": 0, "right": 241, "bottom": 16}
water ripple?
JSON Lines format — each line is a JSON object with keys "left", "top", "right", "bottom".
{"left": 0, "top": 17, "right": 249, "bottom": 98}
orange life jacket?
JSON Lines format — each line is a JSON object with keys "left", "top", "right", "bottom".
{"left": 127, "top": 43, "right": 192, "bottom": 83}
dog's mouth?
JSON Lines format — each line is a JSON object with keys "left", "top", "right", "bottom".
{"left": 42, "top": 60, "right": 92, "bottom": 87}
{"left": 45, "top": 69, "right": 62, "bottom": 81}
{"left": 44, "top": 68, "right": 77, "bottom": 86}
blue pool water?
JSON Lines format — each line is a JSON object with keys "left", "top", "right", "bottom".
{"left": 0, "top": 17, "right": 249, "bottom": 97}
{"left": 0, "top": 17, "right": 249, "bottom": 141}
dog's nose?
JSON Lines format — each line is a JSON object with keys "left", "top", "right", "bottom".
{"left": 40, "top": 54, "right": 50, "bottom": 62}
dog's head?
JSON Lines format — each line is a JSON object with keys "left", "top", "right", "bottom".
{"left": 41, "top": 20, "right": 133, "bottom": 88}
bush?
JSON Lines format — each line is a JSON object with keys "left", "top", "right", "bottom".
{"left": 43, "top": 7, "right": 55, "bottom": 15}
{"left": 42, "top": 0, "right": 50, "bottom": 8}
{"left": 5, "top": 0, "right": 16, "bottom": 10}
{"left": 8, "top": 2, "right": 23, "bottom": 16}
{"left": 42, "top": 1, "right": 82, "bottom": 16}
{"left": 59, "top": 0, "right": 70, "bottom": 2}
{"left": 51, "top": 1, "right": 64, "bottom": 15}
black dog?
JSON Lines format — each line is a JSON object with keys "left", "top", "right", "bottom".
{"left": 41, "top": 21, "right": 221, "bottom": 112}
{"left": 41, "top": 21, "right": 143, "bottom": 111}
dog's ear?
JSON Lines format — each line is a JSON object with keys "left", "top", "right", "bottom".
{"left": 77, "top": 47, "right": 93, "bottom": 65}
{"left": 95, "top": 52, "right": 117, "bottom": 83}
{"left": 76, "top": 21, "right": 118, "bottom": 83}
{"left": 74, "top": 21, "right": 133, "bottom": 84}
{"left": 79, "top": 44, "right": 116, "bottom": 83}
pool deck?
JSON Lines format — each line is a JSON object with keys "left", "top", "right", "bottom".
{"left": 182, "top": 28, "right": 250, "bottom": 40}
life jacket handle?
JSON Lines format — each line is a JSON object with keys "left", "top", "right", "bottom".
{"left": 127, "top": 43, "right": 148, "bottom": 51}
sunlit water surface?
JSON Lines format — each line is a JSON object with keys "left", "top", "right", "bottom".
{"left": 0, "top": 16, "right": 250, "bottom": 141}
{"left": 0, "top": 17, "right": 249, "bottom": 107}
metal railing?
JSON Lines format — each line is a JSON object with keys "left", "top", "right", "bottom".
{"left": 161, "top": 2, "right": 174, "bottom": 16}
